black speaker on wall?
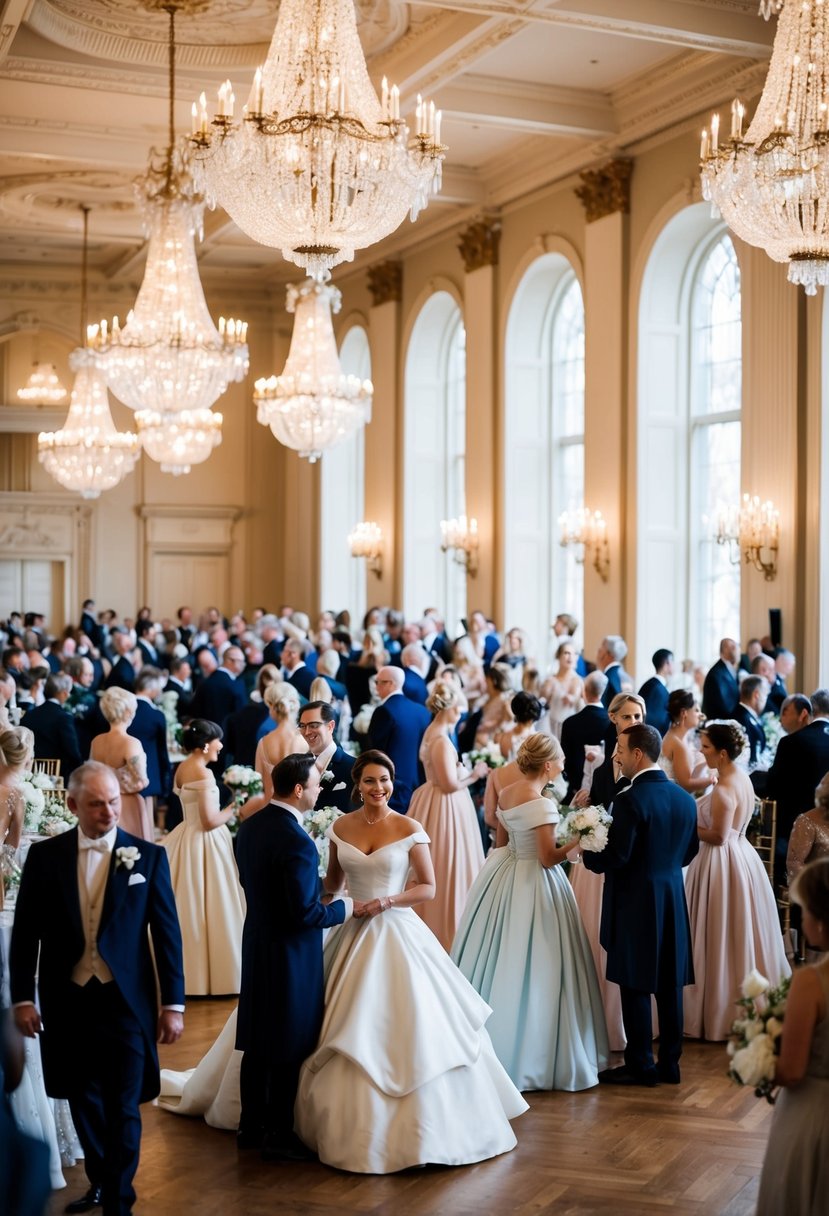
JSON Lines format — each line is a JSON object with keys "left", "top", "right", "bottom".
{"left": 769, "top": 608, "right": 782, "bottom": 649}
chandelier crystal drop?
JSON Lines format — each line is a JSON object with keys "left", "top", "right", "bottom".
{"left": 91, "top": 4, "right": 248, "bottom": 414}
{"left": 254, "top": 279, "right": 373, "bottom": 462}
{"left": 191, "top": 0, "right": 445, "bottom": 280}
{"left": 38, "top": 349, "right": 140, "bottom": 499}
{"left": 17, "top": 362, "right": 68, "bottom": 405}
{"left": 701, "top": 0, "right": 829, "bottom": 295}
{"left": 135, "top": 406, "right": 222, "bottom": 476}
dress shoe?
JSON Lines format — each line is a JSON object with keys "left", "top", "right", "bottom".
{"left": 598, "top": 1065, "right": 659, "bottom": 1088}
{"left": 236, "top": 1129, "right": 263, "bottom": 1150}
{"left": 261, "top": 1133, "right": 316, "bottom": 1163}
{"left": 657, "top": 1066, "right": 681, "bottom": 1084}
{"left": 65, "top": 1186, "right": 102, "bottom": 1214}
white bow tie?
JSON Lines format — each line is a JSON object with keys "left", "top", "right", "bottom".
{"left": 79, "top": 836, "right": 111, "bottom": 854}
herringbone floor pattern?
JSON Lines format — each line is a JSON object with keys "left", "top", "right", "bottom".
{"left": 50, "top": 997, "right": 773, "bottom": 1215}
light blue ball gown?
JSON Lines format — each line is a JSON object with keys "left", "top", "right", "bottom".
{"left": 451, "top": 796, "right": 610, "bottom": 1091}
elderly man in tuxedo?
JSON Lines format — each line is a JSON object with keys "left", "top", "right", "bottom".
{"left": 104, "top": 629, "right": 138, "bottom": 693}
{"left": 10, "top": 761, "right": 184, "bottom": 1214}
{"left": 24, "top": 672, "right": 82, "bottom": 781}
{"left": 584, "top": 724, "right": 698, "bottom": 1086}
{"left": 366, "top": 666, "right": 431, "bottom": 813}
{"left": 701, "top": 637, "right": 740, "bottom": 720}
{"left": 187, "top": 645, "right": 247, "bottom": 729}
{"left": 733, "top": 675, "right": 769, "bottom": 767}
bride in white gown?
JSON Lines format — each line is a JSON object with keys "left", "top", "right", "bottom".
{"left": 161, "top": 750, "right": 527, "bottom": 1172}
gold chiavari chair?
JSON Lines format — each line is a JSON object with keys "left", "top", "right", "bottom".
{"left": 32, "top": 758, "right": 60, "bottom": 780}
{"left": 750, "top": 797, "right": 777, "bottom": 887}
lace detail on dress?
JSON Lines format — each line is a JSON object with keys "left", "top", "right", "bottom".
{"left": 116, "top": 753, "right": 148, "bottom": 795}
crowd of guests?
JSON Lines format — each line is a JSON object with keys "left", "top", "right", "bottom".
{"left": 1, "top": 600, "right": 828, "bottom": 1213}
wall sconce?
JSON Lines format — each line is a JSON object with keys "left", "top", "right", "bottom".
{"left": 558, "top": 507, "right": 610, "bottom": 582}
{"left": 714, "top": 494, "right": 779, "bottom": 581}
{"left": 440, "top": 515, "right": 478, "bottom": 575}
{"left": 348, "top": 521, "right": 383, "bottom": 576}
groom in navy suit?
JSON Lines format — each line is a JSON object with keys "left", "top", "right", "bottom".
{"left": 10, "top": 761, "right": 184, "bottom": 1214}
{"left": 235, "top": 753, "right": 363, "bottom": 1161}
{"left": 583, "top": 724, "right": 698, "bottom": 1086}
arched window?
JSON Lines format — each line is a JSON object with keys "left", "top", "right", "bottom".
{"left": 319, "top": 325, "right": 369, "bottom": 623}
{"left": 504, "top": 255, "right": 585, "bottom": 664}
{"left": 638, "top": 208, "right": 741, "bottom": 675}
{"left": 403, "top": 292, "right": 466, "bottom": 633}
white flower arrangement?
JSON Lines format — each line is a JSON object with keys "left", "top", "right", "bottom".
{"left": 40, "top": 794, "right": 78, "bottom": 836}
{"left": 726, "top": 969, "right": 790, "bottom": 1103}
{"left": 304, "top": 805, "right": 345, "bottom": 877}
{"left": 223, "top": 765, "right": 264, "bottom": 807}
{"left": 21, "top": 774, "right": 46, "bottom": 833}
{"left": 115, "top": 846, "right": 141, "bottom": 871}
{"left": 557, "top": 804, "right": 613, "bottom": 853}
{"left": 157, "top": 690, "right": 183, "bottom": 748}
{"left": 464, "top": 741, "right": 505, "bottom": 770}
{"left": 760, "top": 713, "right": 785, "bottom": 762}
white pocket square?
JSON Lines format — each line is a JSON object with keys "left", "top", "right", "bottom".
{"left": 332, "top": 782, "right": 346, "bottom": 791}
{"left": 127, "top": 872, "right": 146, "bottom": 886}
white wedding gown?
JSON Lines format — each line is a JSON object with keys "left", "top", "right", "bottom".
{"left": 160, "top": 824, "right": 528, "bottom": 1173}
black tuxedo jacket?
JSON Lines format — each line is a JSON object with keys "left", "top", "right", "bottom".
{"left": 164, "top": 676, "right": 192, "bottom": 720}
{"left": 316, "top": 745, "right": 356, "bottom": 814}
{"left": 766, "top": 675, "right": 787, "bottom": 716}
{"left": 105, "top": 654, "right": 136, "bottom": 692}
{"left": 224, "top": 701, "right": 269, "bottom": 769}
{"left": 80, "top": 611, "right": 102, "bottom": 649}
{"left": 733, "top": 704, "right": 766, "bottom": 766}
{"left": 188, "top": 668, "right": 247, "bottom": 728}
{"left": 127, "top": 698, "right": 171, "bottom": 798}
{"left": 584, "top": 769, "right": 698, "bottom": 991}
{"left": 701, "top": 659, "right": 739, "bottom": 720}
{"left": 560, "top": 703, "right": 611, "bottom": 801}
{"left": 9, "top": 826, "right": 184, "bottom": 1101}
{"left": 766, "top": 719, "right": 829, "bottom": 840}
{"left": 25, "top": 700, "right": 82, "bottom": 780}
{"left": 287, "top": 665, "right": 315, "bottom": 701}
{"left": 638, "top": 676, "right": 670, "bottom": 736}
{"left": 366, "top": 693, "right": 431, "bottom": 812}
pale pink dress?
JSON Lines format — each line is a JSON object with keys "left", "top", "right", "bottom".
{"left": 683, "top": 792, "right": 791, "bottom": 1040}
{"left": 568, "top": 860, "right": 626, "bottom": 1053}
{"left": 115, "top": 753, "right": 154, "bottom": 842}
{"left": 409, "top": 735, "right": 485, "bottom": 951}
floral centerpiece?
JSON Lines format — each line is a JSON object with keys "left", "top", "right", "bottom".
{"left": 727, "top": 968, "right": 790, "bottom": 1103}
{"left": 304, "top": 805, "right": 344, "bottom": 877}
{"left": 21, "top": 772, "right": 51, "bottom": 833}
{"left": 752, "top": 713, "right": 785, "bottom": 772}
{"left": 557, "top": 804, "right": 613, "bottom": 853}
{"left": 40, "top": 793, "right": 78, "bottom": 836}
{"left": 157, "top": 690, "right": 183, "bottom": 750}
{"left": 464, "top": 741, "right": 505, "bottom": 769}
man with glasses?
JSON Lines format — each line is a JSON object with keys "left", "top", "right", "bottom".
{"left": 297, "top": 702, "right": 354, "bottom": 813}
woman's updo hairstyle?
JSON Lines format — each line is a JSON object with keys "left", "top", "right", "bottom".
{"left": 510, "top": 692, "right": 543, "bottom": 725}
{"left": 668, "top": 688, "right": 696, "bottom": 724}
{"left": 608, "top": 691, "right": 646, "bottom": 720}
{"left": 487, "top": 663, "right": 514, "bottom": 694}
{"left": 791, "top": 856, "right": 829, "bottom": 924}
{"left": 426, "top": 679, "right": 461, "bottom": 714}
{"left": 516, "top": 732, "right": 563, "bottom": 776}
{"left": 182, "top": 718, "right": 223, "bottom": 753}
{"left": 100, "top": 686, "right": 137, "bottom": 726}
{"left": 350, "top": 748, "right": 395, "bottom": 804}
{"left": 701, "top": 719, "right": 746, "bottom": 760}
{"left": 0, "top": 726, "right": 34, "bottom": 770}
{"left": 264, "top": 680, "right": 300, "bottom": 721}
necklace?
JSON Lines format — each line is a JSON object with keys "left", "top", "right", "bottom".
{"left": 362, "top": 806, "right": 390, "bottom": 826}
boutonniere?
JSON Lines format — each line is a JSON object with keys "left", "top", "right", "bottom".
{"left": 320, "top": 770, "right": 334, "bottom": 784}
{"left": 115, "top": 846, "right": 141, "bottom": 871}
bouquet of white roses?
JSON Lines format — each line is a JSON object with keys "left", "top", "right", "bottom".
{"left": 304, "top": 805, "right": 345, "bottom": 877}
{"left": 21, "top": 772, "right": 51, "bottom": 833}
{"left": 157, "top": 690, "right": 183, "bottom": 749}
{"left": 557, "top": 804, "right": 613, "bottom": 852}
{"left": 464, "top": 741, "right": 505, "bottom": 770}
{"left": 40, "top": 793, "right": 79, "bottom": 836}
{"left": 223, "top": 765, "right": 264, "bottom": 807}
{"left": 727, "top": 969, "right": 790, "bottom": 1103}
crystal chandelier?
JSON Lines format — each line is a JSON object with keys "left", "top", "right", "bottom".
{"left": 90, "top": 2, "right": 248, "bottom": 420}
{"left": 254, "top": 279, "right": 373, "bottom": 462}
{"left": 17, "top": 362, "right": 67, "bottom": 405}
{"left": 135, "top": 406, "right": 222, "bottom": 476}
{"left": 701, "top": 0, "right": 829, "bottom": 294}
{"left": 38, "top": 207, "right": 140, "bottom": 500}
{"left": 191, "top": 0, "right": 445, "bottom": 280}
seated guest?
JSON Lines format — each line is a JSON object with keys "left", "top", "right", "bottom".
{"left": 733, "top": 675, "right": 770, "bottom": 766}
{"left": 638, "top": 649, "right": 673, "bottom": 736}
{"left": 24, "top": 673, "right": 81, "bottom": 782}
{"left": 781, "top": 693, "right": 812, "bottom": 736}
{"left": 701, "top": 637, "right": 740, "bottom": 720}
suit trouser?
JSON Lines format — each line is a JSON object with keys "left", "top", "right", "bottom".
{"left": 66, "top": 979, "right": 145, "bottom": 1216}
{"left": 620, "top": 984, "right": 683, "bottom": 1076}
{"left": 239, "top": 1044, "right": 303, "bottom": 1142}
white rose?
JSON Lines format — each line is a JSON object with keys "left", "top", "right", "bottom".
{"left": 744, "top": 1019, "right": 764, "bottom": 1041}
{"left": 726, "top": 1039, "right": 737, "bottom": 1057}
{"left": 581, "top": 823, "right": 610, "bottom": 853}
{"left": 741, "top": 969, "right": 770, "bottom": 1000}
{"left": 765, "top": 1017, "right": 784, "bottom": 1040}
{"left": 732, "top": 1034, "right": 775, "bottom": 1087}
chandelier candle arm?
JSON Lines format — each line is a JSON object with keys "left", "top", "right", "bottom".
{"left": 558, "top": 508, "right": 610, "bottom": 582}
{"left": 190, "top": 0, "right": 446, "bottom": 280}
{"left": 701, "top": 0, "right": 829, "bottom": 295}
{"left": 348, "top": 521, "right": 383, "bottom": 576}
{"left": 440, "top": 515, "right": 479, "bottom": 576}
{"left": 714, "top": 493, "right": 779, "bottom": 581}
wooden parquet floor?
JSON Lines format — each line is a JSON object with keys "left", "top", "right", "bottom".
{"left": 48, "top": 998, "right": 774, "bottom": 1216}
